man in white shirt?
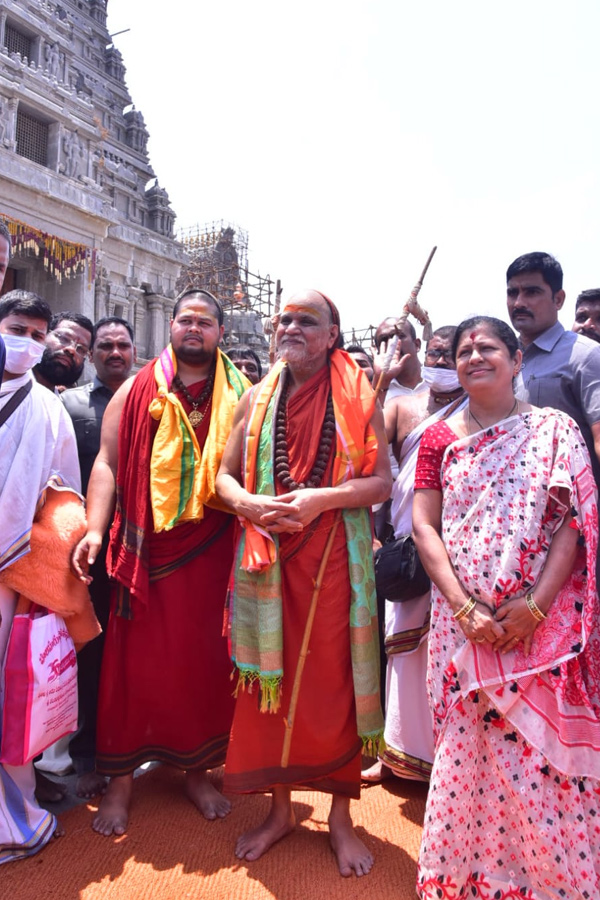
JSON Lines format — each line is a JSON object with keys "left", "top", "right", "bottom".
{"left": 0, "top": 287, "right": 80, "bottom": 864}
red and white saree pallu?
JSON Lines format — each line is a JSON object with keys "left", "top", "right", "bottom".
{"left": 415, "top": 409, "right": 600, "bottom": 900}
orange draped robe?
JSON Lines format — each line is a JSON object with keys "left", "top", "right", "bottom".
{"left": 96, "top": 371, "right": 235, "bottom": 776}
{"left": 224, "top": 366, "right": 362, "bottom": 798}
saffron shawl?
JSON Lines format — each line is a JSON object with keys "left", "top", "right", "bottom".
{"left": 108, "top": 348, "right": 248, "bottom": 615}
{"left": 431, "top": 409, "right": 600, "bottom": 777}
{"left": 149, "top": 345, "right": 249, "bottom": 530}
{"left": 228, "top": 350, "right": 384, "bottom": 749}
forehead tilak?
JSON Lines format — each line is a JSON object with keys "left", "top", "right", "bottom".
{"left": 175, "top": 304, "right": 218, "bottom": 320}
{"left": 281, "top": 302, "right": 326, "bottom": 319}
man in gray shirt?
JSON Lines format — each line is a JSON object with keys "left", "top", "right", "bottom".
{"left": 506, "top": 251, "right": 600, "bottom": 485}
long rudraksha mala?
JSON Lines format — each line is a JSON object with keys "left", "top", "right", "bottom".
{"left": 274, "top": 376, "right": 336, "bottom": 491}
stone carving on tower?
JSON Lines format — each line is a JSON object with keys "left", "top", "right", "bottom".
{"left": 44, "top": 41, "right": 61, "bottom": 79}
{"left": 62, "top": 130, "right": 85, "bottom": 179}
{"left": 124, "top": 107, "right": 148, "bottom": 155}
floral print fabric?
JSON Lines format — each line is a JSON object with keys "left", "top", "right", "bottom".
{"left": 415, "top": 410, "right": 600, "bottom": 899}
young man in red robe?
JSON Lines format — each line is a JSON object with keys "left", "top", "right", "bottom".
{"left": 73, "top": 290, "right": 249, "bottom": 837}
{"left": 216, "top": 290, "right": 391, "bottom": 877}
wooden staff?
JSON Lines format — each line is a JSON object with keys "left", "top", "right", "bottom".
{"left": 413, "top": 246, "right": 437, "bottom": 299}
{"left": 402, "top": 245, "right": 437, "bottom": 341}
{"left": 280, "top": 511, "right": 342, "bottom": 767}
{"left": 373, "top": 245, "right": 438, "bottom": 396}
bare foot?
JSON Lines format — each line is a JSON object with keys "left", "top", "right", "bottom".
{"left": 35, "top": 770, "right": 66, "bottom": 804}
{"left": 328, "top": 798, "right": 373, "bottom": 877}
{"left": 76, "top": 771, "right": 107, "bottom": 799}
{"left": 361, "top": 760, "right": 393, "bottom": 784}
{"left": 185, "top": 769, "right": 231, "bottom": 820}
{"left": 92, "top": 775, "right": 132, "bottom": 836}
{"left": 235, "top": 802, "right": 295, "bottom": 861}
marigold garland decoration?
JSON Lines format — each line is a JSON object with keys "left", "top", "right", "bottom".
{"left": 1, "top": 214, "right": 97, "bottom": 285}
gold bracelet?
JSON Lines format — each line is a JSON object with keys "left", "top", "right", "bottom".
{"left": 525, "top": 592, "right": 547, "bottom": 622}
{"left": 453, "top": 597, "right": 476, "bottom": 621}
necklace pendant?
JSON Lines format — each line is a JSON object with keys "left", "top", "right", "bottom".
{"left": 188, "top": 409, "right": 204, "bottom": 427}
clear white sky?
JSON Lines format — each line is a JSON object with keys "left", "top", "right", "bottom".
{"left": 107, "top": 0, "right": 600, "bottom": 336}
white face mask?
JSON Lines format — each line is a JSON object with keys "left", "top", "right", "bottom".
{"left": 421, "top": 365, "right": 461, "bottom": 393}
{"left": 2, "top": 333, "right": 46, "bottom": 375}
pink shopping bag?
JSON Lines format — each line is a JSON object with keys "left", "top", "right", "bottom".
{"left": 0, "top": 608, "right": 78, "bottom": 766}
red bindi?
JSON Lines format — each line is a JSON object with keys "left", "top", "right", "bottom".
{"left": 469, "top": 331, "right": 477, "bottom": 340}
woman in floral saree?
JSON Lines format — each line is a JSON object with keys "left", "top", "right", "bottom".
{"left": 413, "top": 316, "right": 600, "bottom": 900}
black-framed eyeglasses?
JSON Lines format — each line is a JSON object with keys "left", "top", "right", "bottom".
{"left": 425, "top": 347, "right": 453, "bottom": 361}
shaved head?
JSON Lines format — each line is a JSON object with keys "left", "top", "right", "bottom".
{"left": 375, "top": 316, "right": 416, "bottom": 348}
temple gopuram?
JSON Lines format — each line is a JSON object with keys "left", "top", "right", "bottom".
{"left": 0, "top": 0, "right": 186, "bottom": 361}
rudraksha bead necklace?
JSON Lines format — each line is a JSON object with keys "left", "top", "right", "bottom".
{"left": 274, "top": 377, "right": 336, "bottom": 490}
{"left": 172, "top": 370, "right": 214, "bottom": 428}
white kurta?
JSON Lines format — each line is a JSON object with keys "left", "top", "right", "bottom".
{"left": 0, "top": 373, "right": 80, "bottom": 864}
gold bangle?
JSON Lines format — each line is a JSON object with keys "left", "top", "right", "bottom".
{"left": 453, "top": 597, "right": 476, "bottom": 621}
{"left": 525, "top": 592, "right": 546, "bottom": 622}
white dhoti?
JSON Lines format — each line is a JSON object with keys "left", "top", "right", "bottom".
{"left": 380, "top": 590, "right": 433, "bottom": 780}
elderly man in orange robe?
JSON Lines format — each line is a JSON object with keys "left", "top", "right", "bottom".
{"left": 216, "top": 290, "right": 391, "bottom": 877}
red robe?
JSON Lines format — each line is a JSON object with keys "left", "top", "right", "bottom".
{"left": 224, "top": 366, "right": 362, "bottom": 798}
{"left": 96, "top": 363, "right": 235, "bottom": 776}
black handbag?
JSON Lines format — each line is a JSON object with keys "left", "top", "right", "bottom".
{"left": 374, "top": 533, "right": 430, "bottom": 602}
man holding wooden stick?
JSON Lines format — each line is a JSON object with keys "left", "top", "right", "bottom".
{"left": 216, "top": 290, "right": 391, "bottom": 877}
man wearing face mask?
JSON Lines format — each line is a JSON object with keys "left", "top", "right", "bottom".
{"left": 0, "top": 289, "right": 80, "bottom": 863}
{"left": 363, "top": 325, "right": 466, "bottom": 785}
{"left": 8, "top": 301, "right": 91, "bottom": 794}
{"left": 0, "top": 221, "right": 7, "bottom": 380}
{"left": 0, "top": 219, "right": 9, "bottom": 385}
{"left": 34, "top": 311, "right": 93, "bottom": 392}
